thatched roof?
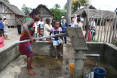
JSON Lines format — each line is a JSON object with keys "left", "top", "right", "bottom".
{"left": 0, "top": 0, "right": 25, "bottom": 16}
{"left": 36, "top": 4, "right": 54, "bottom": 17}
{"left": 72, "top": 7, "right": 115, "bottom": 19}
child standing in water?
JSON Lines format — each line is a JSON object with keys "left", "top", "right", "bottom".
{"left": 19, "top": 9, "right": 40, "bottom": 75}
{"left": 50, "top": 21, "right": 63, "bottom": 59}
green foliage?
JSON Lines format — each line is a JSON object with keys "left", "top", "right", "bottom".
{"left": 64, "top": 3, "right": 67, "bottom": 11}
{"left": 22, "top": 4, "right": 32, "bottom": 15}
{"left": 54, "top": 4, "right": 61, "bottom": 9}
{"left": 72, "top": 0, "right": 89, "bottom": 13}
{"left": 2, "top": 0, "right": 9, "bottom": 3}
{"left": 112, "top": 39, "right": 117, "bottom": 46}
{"left": 50, "top": 4, "right": 66, "bottom": 21}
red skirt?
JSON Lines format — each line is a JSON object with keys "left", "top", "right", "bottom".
{"left": 19, "top": 36, "right": 33, "bottom": 57}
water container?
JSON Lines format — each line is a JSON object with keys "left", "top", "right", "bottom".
{"left": 70, "top": 63, "right": 75, "bottom": 75}
{"left": 93, "top": 68, "right": 106, "bottom": 78}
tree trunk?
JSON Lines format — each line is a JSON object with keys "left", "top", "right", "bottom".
{"left": 67, "top": 0, "right": 72, "bottom": 25}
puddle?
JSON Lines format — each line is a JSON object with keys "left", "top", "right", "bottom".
{"left": 0, "top": 43, "right": 117, "bottom": 78}
{"left": 18, "top": 56, "right": 71, "bottom": 78}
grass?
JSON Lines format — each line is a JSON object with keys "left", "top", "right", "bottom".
{"left": 92, "top": 40, "right": 99, "bottom": 42}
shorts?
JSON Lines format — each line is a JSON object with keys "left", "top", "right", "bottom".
{"left": 52, "top": 38, "right": 62, "bottom": 46}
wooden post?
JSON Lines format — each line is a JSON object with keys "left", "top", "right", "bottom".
{"left": 67, "top": 0, "right": 72, "bottom": 25}
{"left": 104, "top": 19, "right": 108, "bottom": 42}
{"left": 100, "top": 15, "right": 105, "bottom": 42}
{"left": 109, "top": 14, "right": 116, "bottom": 43}
{"left": 97, "top": 11, "right": 103, "bottom": 42}
{"left": 113, "top": 14, "right": 117, "bottom": 39}
{"left": 106, "top": 19, "right": 112, "bottom": 42}
{"left": 86, "top": 7, "right": 89, "bottom": 41}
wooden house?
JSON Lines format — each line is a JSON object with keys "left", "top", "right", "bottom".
{"left": 36, "top": 4, "right": 54, "bottom": 23}
{"left": 0, "top": 0, "right": 25, "bottom": 27}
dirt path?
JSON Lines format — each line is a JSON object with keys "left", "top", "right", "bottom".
{"left": 4, "top": 28, "right": 20, "bottom": 46}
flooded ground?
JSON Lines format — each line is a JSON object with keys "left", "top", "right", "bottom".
{"left": 0, "top": 43, "right": 117, "bottom": 78}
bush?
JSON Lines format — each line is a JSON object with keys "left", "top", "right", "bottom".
{"left": 112, "top": 39, "right": 117, "bottom": 46}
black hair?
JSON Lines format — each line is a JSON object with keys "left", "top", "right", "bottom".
{"left": 54, "top": 20, "right": 60, "bottom": 24}
{"left": 71, "top": 17, "right": 74, "bottom": 20}
{"left": 77, "top": 17, "right": 80, "bottom": 22}
{"left": 29, "top": 9, "right": 40, "bottom": 17}
{"left": 3, "top": 18, "right": 6, "bottom": 20}
{"left": 46, "top": 18, "right": 50, "bottom": 23}
{"left": 0, "top": 17, "right": 2, "bottom": 20}
{"left": 39, "top": 29, "right": 44, "bottom": 31}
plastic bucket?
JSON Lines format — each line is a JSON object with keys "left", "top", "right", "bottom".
{"left": 70, "top": 63, "right": 75, "bottom": 75}
{"left": 93, "top": 68, "right": 106, "bottom": 78}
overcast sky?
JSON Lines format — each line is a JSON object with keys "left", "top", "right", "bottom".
{"left": 9, "top": 0, "right": 117, "bottom": 11}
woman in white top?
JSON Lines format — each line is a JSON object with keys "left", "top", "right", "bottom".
{"left": 44, "top": 18, "right": 52, "bottom": 40}
{"left": 70, "top": 17, "right": 77, "bottom": 27}
{"left": 3, "top": 16, "right": 9, "bottom": 40}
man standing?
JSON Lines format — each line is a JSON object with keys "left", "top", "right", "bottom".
{"left": 60, "top": 16, "right": 67, "bottom": 44}
{"left": 73, "top": 13, "right": 78, "bottom": 25}
{"left": 16, "top": 17, "right": 23, "bottom": 34}
{"left": 77, "top": 18, "right": 83, "bottom": 32}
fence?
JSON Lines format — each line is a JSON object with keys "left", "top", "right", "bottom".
{"left": 85, "top": 10, "right": 117, "bottom": 44}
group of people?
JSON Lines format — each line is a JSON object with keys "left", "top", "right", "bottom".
{"left": 18, "top": 9, "right": 86, "bottom": 75}
{"left": 0, "top": 16, "right": 9, "bottom": 48}
{"left": 32, "top": 15, "right": 68, "bottom": 44}
{"left": 0, "top": 8, "right": 95, "bottom": 74}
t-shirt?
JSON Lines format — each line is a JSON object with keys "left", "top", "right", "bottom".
{"left": 70, "top": 23, "right": 77, "bottom": 27}
{"left": 73, "top": 17, "right": 78, "bottom": 25}
{"left": 0, "top": 21, "right": 3, "bottom": 29}
{"left": 50, "top": 27, "right": 62, "bottom": 40}
{"left": 44, "top": 24, "right": 52, "bottom": 37}
{"left": 37, "top": 21, "right": 44, "bottom": 29}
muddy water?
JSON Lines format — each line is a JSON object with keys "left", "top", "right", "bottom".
{"left": 18, "top": 44, "right": 74, "bottom": 78}
{"left": 18, "top": 56, "right": 72, "bottom": 78}
{"left": 0, "top": 43, "right": 117, "bottom": 78}
{"left": 18, "top": 44, "right": 117, "bottom": 78}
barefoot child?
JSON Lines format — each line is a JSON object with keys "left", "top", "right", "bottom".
{"left": 19, "top": 9, "right": 40, "bottom": 75}
{"left": 50, "top": 21, "right": 63, "bottom": 59}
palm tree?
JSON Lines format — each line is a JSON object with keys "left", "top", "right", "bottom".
{"left": 72, "top": 0, "right": 89, "bottom": 13}
{"left": 67, "top": 0, "right": 72, "bottom": 24}
{"left": 54, "top": 4, "right": 60, "bottom": 9}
